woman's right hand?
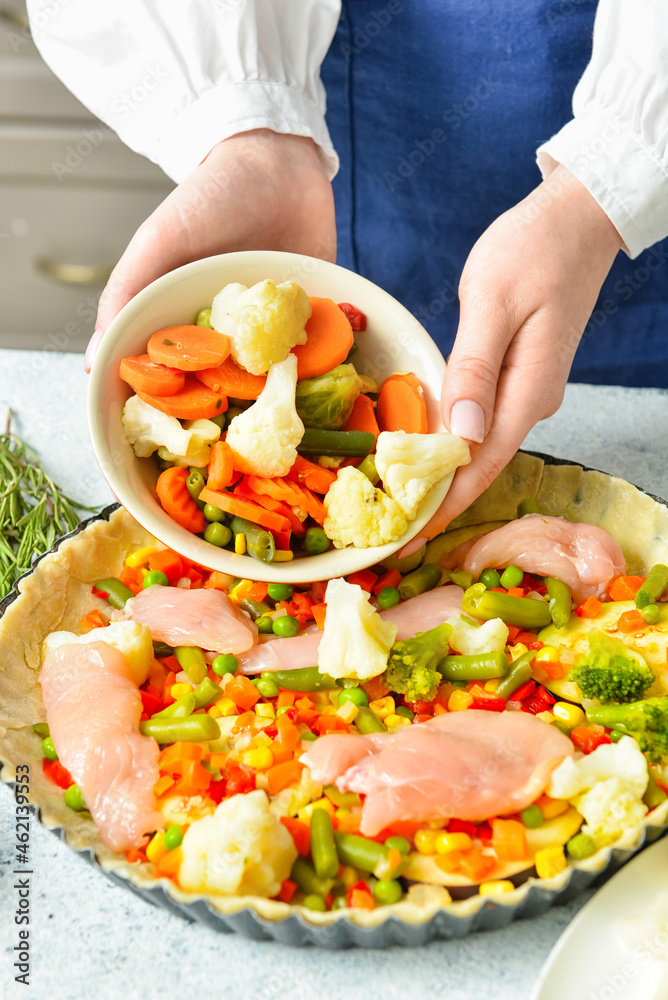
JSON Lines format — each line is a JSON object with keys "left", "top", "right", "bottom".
{"left": 85, "top": 129, "right": 336, "bottom": 370}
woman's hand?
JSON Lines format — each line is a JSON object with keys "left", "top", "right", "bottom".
{"left": 401, "top": 163, "right": 623, "bottom": 557}
{"left": 85, "top": 129, "right": 335, "bottom": 370}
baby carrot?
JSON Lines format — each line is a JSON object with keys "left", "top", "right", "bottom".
{"left": 376, "top": 373, "right": 428, "bottom": 433}
{"left": 156, "top": 467, "right": 207, "bottom": 533}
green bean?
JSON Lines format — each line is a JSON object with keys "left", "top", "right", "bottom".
{"left": 354, "top": 706, "right": 387, "bottom": 734}
{"left": 192, "top": 677, "right": 223, "bottom": 709}
{"left": 229, "top": 516, "right": 275, "bottom": 563}
{"left": 494, "top": 651, "right": 535, "bottom": 700}
{"left": 545, "top": 576, "right": 572, "bottom": 629}
{"left": 636, "top": 564, "right": 668, "bottom": 609}
{"left": 462, "top": 582, "right": 552, "bottom": 629}
{"left": 32, "top": 722, "right": 49, "bottom": 738}
{"left": 290, "top": 858, "right": 335, "bottom": 898}
{"left": 448, "top": 568, "right": 473, "bottom": 589}
{"left": 334, "top": 832, "right": 404, "bottom": 877}
{"left": 323, "top": 784, "right": 361, "bottom": 808}
{"left": 357, "top": 454, "right": 379, "bottom": 484}
{"left": 140, "top": 714, "right": 220, "bottom": 743}
{"left": 398, "top": 563, "right": 442, "bottom": 600}
{"left": 310, "top": 809, "right": 339, "bottom": 879}
{"left": 94, "top": 577, "right": 134, "bottom": 610}
{"left": 440, "top": 650, "right": 509, "bottom": 681}
{"left": 271, "top": 667, "right": 338, "bottom": 692}
{"left": 174, "top": 646, "right": 207, "bottom": 685}
{"left": 153, "top": 641, "right": 174, "bottom": 658}
{"left": 153, "top": 692, "right": 196, "bottom": 718}
{"left": 297, "top": 428, "right": 376, "bottom": 457}
{"left": 517, "top": 498, "right": 540, "bottom": 517}
{"left": 237, "top": 597, "right": 271, "bottom": 619}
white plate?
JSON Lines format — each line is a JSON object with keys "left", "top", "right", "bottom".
{"left": 531, "top": 835, "right": 668, "bottom": 1000}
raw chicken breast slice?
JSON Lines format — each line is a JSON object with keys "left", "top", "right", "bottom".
{"left": 125, "top": 585, "right": 257, "bottom": 652}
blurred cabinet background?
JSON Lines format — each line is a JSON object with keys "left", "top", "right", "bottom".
{"left": 0, "top": 0, "right": 174, "bottom": 351}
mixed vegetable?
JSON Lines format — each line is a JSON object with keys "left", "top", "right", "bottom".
{"left": 120, "top": 279, "right": 470, "bottom": 562}
{"left": 34, "top": 499, "right": 668, "bottom": 914}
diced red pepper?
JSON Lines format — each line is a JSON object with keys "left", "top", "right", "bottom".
{"left": 277, "top": 879, "right": 298, "bottom": 903}
{"left": 91, "top": 585, "right": 109, "bottom": 600}
{"left": 346, "top": 569, "right": 378, "bottom": 593}
{"left": 42, "top": 757, "right": 74, "bottom": 789}
{"left": 570, "top": 724, "right": 612, "bottom": 754}
{"left": 280, "top": 816, "right": 311, "bottom": 856}
{"left": 224, "top": 763, "right": 256, "bottom": 796}
{"left": 337, "top": 302, "right": 367, "bottom": 332}
{"left": 291, "top": 592, "right": 315, "bottom": 619}
{"left": 404, "top": 699, "right": 436, "bottom": 716}
{"left": 140, "top": 690, "right": 165, "bottom": 716}
{"left": 372, "top": 568, "right": 402, "bottom": 595}
{"left": 208, "top": 779, "right": 226, "bottom": 804}
{"left": 447, "top": 818, "right": 477, "bottom": 838}
{"left": 512, "top": 680, "right": 536, "bottom": 703}
{"left": 472, "top": 696, "right": 505, "bottom": 712}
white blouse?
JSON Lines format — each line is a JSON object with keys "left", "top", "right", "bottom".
{"left": 27, "top": 0, "right": 668, "bottom": 258}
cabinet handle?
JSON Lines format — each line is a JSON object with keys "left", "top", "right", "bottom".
{"left": 35, "top": 258, "right": 113, "bottom": 286}
{"left": 0, "top": 8, "right": 30, "bottom": 30}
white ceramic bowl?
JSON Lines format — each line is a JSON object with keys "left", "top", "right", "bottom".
{"left": 87, "top": 250, "right": 449, "bottom": 583}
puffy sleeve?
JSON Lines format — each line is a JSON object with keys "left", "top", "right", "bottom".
{"left": 537, "top": 0, "right": 668, "bottom": 258}
{"left": 26, "top": 0, "right": 341, "bottom": 183}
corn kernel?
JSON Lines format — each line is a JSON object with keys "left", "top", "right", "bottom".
{"left": 214, "top": 697, "right": 238, "bottom": 717}
{"left": 537, "top": 795, "right": 570, "bottom": 819}
{"left": 448, "top": 689, "right": 474, "bottom": 712}
{"left": 146, "top": 831, "right": 167, "bottom": 864}
{"left": 414, "top": 828, "right": 438, "bottom": 854}
{"left": 255, "top": 702, "right": 276, "bottom": 719}
{"left": 534, "top": 645, "right": 559, "bottom": 663}
{"left": 535, "top": 845, "right": 567, "bottom": 880}
{"left": 552, "top": 701, "right": 586, "bottom": 729}
{"left": 297, "top": 797, "right": 336, "bottom": 823}
{"left": 125, "top": 546, "right": 159, "bottom": 568}
{"left": 170, "top": 683, "right": 193, "bottom": 699}
{"left": 508, "top": 643, "right": 528, "bottom": 659}
{"left": 385, "top": 714, "right": 411, "bottom": 730}
{"left": 336, "top": 701, "right": 360, "bottom": 724}
{"left": 479, "top": 880, "right": 515, "bottom": 897}
{"left": 272, "top": 550, "right": 294, "bottom": 562}
{"left": 339, "top": 865, "right": 359, "bottom": 889}
{"left": 369, "top": 696, "right": 395, "bottom": 720}
{"left": 234, "top": 533, "right": 247, "bottom": 555}
{"left": 536, "top": 711, "right": 555, "bottom": 724}
{"left": 208, "top": 706, "right": 221, "bottom": 719}
{"left": 241, "top": 747, "right": 274, "bottom": 770}
{"left": 484, "top": 679, "right": 500, "bottom": 692}
{"left": 435, "top": 832, "right": 472, "bottom": 854}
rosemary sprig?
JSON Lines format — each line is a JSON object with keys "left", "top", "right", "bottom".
{"left": 0, "top": 411, "right": 101, "bottom": 599}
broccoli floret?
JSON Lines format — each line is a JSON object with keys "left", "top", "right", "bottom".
{"left": 571, "top": 630, "right": 654, "bottom": 704}
{"left": 586, "top": 698, "right": 668, "bottom": 763}
{"left": 383, "top": 622, "right": 452, "bottom": 703}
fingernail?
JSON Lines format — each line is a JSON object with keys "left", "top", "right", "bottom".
{"left": 84, "top": 328, "right": 104, "bottom": 374}
{"left": 449, "top": 399, "right": 485, "bottom": 443}
{"left": 400, "top": 536, "right": 427, "bottom": 559}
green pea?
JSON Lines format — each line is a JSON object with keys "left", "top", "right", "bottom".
{"left": 395, "top": 705, "right": 414, "bottom": 721}
{"left": 609, "top": 728, "right": 625, "bottom": 743}
{"left": 520, "top": 804, "right": 544, "bottom": 828}
{"left": 304, "top": 526, "right": 330, "bottom": 555}
{"left": 500, "top": 565, "right": 524, "bottom": 589}
{"left": 384, "top": 835, "right": 411, "bottom": 855}
{"left": 255, "top": 616, "right": 274, "bottom": 634}
{"left": 209, "top": 413, "right": 226, "bottom": 430}
{"left": 268, "top": 583, "right": 294, "bottom": 602}
{"left": 203, "top": 503, "right": 227, "bottom": 523}
{"left": 196, "top": 307, "right": 213, "bottom": 328}
{"left": 566, "top": 832, "right": 596, "bottom": 860}
{"left": 330, "top": 895, "right": 348, "bottom": 910}
{"left": 143, "top": 570, "right": 169, "bottom": 588}
{"left": 276, "top": 706, "right": 292, "bottom": 717}
{"left": 212, "top": 654, "right": 238, "bottom": 677}
{"left": 42, "top": 737, "right": 58, "bottom": 761}
{"left": 377, "top": 587, "right": 401, "bottom": 610}
{"left": 272, "top": 616, "right": 300, "bottom": 638}
{"left": 641, "top": 603, "right": 660, "bottom": 625}
{"left": 163, "top": 825, "right": 183, "bottom": 851}
{"left": 302, "top": 894, "right": 327, "bottom": 912}
{"left": 64, "top": 784, "right": 86, "bottom": 811}
{"left": 479, "top": 568, "right": 501, "bottom": 590}
{"left": 372, "top": 879, "right": 403, "bottom": 905}
{"left": 186, "top": 469, "right": 205, "bottom": 503}
{"left": 339, "top": 687, "right": 368, "bottom": 708}
{"left": 257, "top": 676, "right": 280, "bottom": 698}
{"left": 226, "top": 406, "right": 244, "bottom": 422}
{"left": 204, "top": 522, "right": 232, "bottom": 547}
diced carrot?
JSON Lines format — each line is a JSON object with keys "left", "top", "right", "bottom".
{"left": 120, "top": 354, "right": 185, "bottom": 396}
{"left": 172, "top": 759, "right": 211, "bottom": 795}
{"left": 125, "top": 848, "right": 147, "bottom": 864}
{"left": 578, "top": 595, "right": 603, "bottom": 619}
{"left": 248, "top": 581, "right": 268, "bottom": 603}
{"left": 147, "top": 549, "right": 183, "bottom": 585}
{"left": 275, "top": 713, "right": 301, "bottom": 751}
{"left": 267, "top": 741, "right": 293, "bottom": 765}
{"left": 311, "top": 602, "right": 327, "bottom": 630}
{"left": 457, "top": 848, "right": 496, "bottom": 882}
{"left": 196, "top": 355, "right": 266, "bottom": 399}
{"left": 506, "top": 624, "right": 522, "bottom": 643}
{"left": 156, "top": 466, "right": 207, "bottom": 534}
{"left": 276, "top": 690, "right": 296, "bottom": 708}
{"left": 153, "top": 774, "right": 176, "bottom": 798}
{"left": 208, "top": 752, "right": 229, "bottom": 770}
{"left": 199, "top": 486, "right": 291, "bottom": 534}
{"left": 277, "top": 878, "right": 298, "bottom": 902}
{"left": 492, "top": 819, "right": 529, "bottom": 862}
{"left": 158, "top": 741, "right": 204, "bottom": 770}
{"left": 291, "top": 297, "right": 354, "bottom": 380}
{"left": 207, "top": 440, "right": 235, "bottom": 491}
{"left": 294, "top": 696, "right": 319, "bottom": 725}
{"left": 618, "top": 610, "right": 647, "bottom": 634}
{"left": 79, "top": 609, "right": 107, "bottom": 632}
{"left": 286, "top": 455, "right": 337, "bottom": 495}
{"left": 147, "top": 324, "right": 231, "bottom": 371}
{"left": 608, "top": 575, "right": 646, "bottom": 601}
{"left": 267, "top": 760, "right": 304, "bottom": 795}
{"left": 362, "top": 675, "right": 391, "bottom": 703}
{"left": 202, "top": 571, "right": 233, "bottom": 591}
{"left": 372, "top": 568, "right": 402, "bottom": 595}
{"left": 376, "top": 373, "right": 428, "bottom": 433}
{"left": 137, "top": 373, "right": 227, "bottom": 420}
{"left": 336, "top": 810, "right": 362, "bottom": 833}
{"left": 153, "top": 846, "right": 183, "bottom": 879}
{"left": 227, "top": 675, "right": 262, "bottom": 711}
{"left": 343, "top": 393, "right": 379, "bottom": 441}
{"left": 346, "top": 569, "right": 378, "bottom": 593}
{"left": 542, "top": 661, "right": 565, "bottom": 679}
{"left": 348, "top": 884, "right": 375, "bottom": 910}
{"left": 507, "top": 587, "right": 525, "bottom": 599}
{"left": 280, "top": 816, "right": 311, "bottom": 856}
{"left": 316, "top": 715, "right": 349, "bottom": 735}
{"left": 119, "top": 565, "right": 142, "bottom": 594}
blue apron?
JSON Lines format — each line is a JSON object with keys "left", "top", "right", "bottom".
{"left": 321, "top": 0, "right": 668, "bottom": 388}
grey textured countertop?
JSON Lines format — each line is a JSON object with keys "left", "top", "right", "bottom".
{"left": 1, "top": 348, "right": 667, "bottom": 1000}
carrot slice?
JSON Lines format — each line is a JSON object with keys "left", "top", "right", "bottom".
{"left": 155, "top": 466, "right": 207, "bottom": 534}
{"left": 291, "top": 297, "right": 354, "bottom": 379}
{"left": 234, "top": 479, "right": 306, "bottom": 536}
{"left": 137, "top": 374, "right": 227, "bottom": 420}
{"left": 246, "top": 475, "right": 326, "bottom": 524}
{"left": 207, "top": 440, "right": 235, "bottom": 490}
{"left": 147, "top": 325, "right": 231, "bottom": 371}
{"left": 199, "top": 486, "right": 291, "bottom": 534}
{"left": 376, "top": 373, "right": 428, "bottom": 433}
{"left": 119, "top": 354, "right": 185, "bottom": 396}
{"left": 343, "top": 393, "right": 380, "bottom": 440}
{"left": 286, "top": 455, "right": 337, "bottom": 494}
{"left": 196, "top": 356, "right": 266, "bottom": 399}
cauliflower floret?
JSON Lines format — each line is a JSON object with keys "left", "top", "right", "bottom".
{"left": 447, "top": 616, "right": 508, "bottom": 656}
{"left": 375, "top": 431, "right": 471, "bottom": 519}
{"left": 210, "top": 279, "right": 311, "bottom": 375}
{"left": 42, "top": 620, "right": 153, "bottom": 687}
{"left": 318, "top": 578, "right": 397, "bottom": 680}
{"left": 548, "top": 736, "right": 649, "bottom": 847}
{"left": 323, "top": 467, "right": 408, "bottom": 548}
{"left": 225, "top": 354, "right": 304, "bottom": 477}
{"left": 178, "top": 789, "right": 297, "bottom": 897}
{"left": 122, "top": 395, "right": 220, "bottom": 467}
